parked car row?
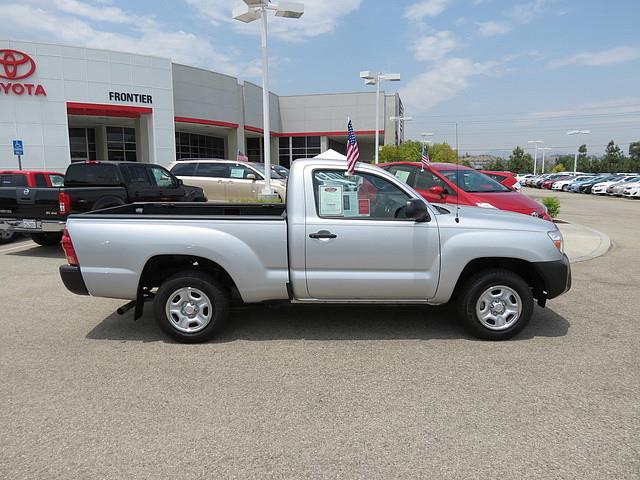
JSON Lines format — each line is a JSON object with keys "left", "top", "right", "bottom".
{"left": 0, "top": 161, "right": 206, "bottom": 246}
{"left": 519, "top": 172, "right": 640, "bottom": 198}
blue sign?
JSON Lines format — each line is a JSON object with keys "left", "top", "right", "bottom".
{"left": 13, "top": 140, "right": 24, "bottom": 156}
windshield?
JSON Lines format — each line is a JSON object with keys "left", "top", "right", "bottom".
{"left": 439, "top": 169, "right": 510, "bottom": 193}
{"left": 250, "top": 163, "right": 285, "bottom": 180}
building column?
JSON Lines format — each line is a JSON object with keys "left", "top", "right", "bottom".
{"left": 270, "top": 136, "right": 279, "bottom": 165}
{"left": 136, "top": 114, "right": 155, "bottom": 164}
{"left": 320, "top": 136, "right": 329, "bottom": 153}
{"left": 227, "top": 129, "right": 238, "bottom": 159}
{"left": 96, "top": 125, "right": 108, "bottom": 161}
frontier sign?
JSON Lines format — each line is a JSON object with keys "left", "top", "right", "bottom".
{"left": 0, "top": 49, "right": 47, "bottom": 97}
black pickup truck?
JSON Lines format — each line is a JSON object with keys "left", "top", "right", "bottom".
{"left": 0, "top": 161, "right": 206, "bottom": 246}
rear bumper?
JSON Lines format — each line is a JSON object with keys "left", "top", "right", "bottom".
{"left": 0, "top": 218, "right": 65, "bottom": 233}
{"left": 533, "top": 254, "right": 572, "bottom": 300}
{"left": 59, "top": 265, "right": 89, "bottom": 296}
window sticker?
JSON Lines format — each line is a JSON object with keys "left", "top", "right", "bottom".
{"left": 230, "top": 168, "right": 245, "bottom": 179}
{"left": 358, "top": 198, "right": 370, "bottom": 216}
{"left": 319, "top": 185, "right": 344, "bottom": 216}
{"left": 394, "top": 170, "right": 411, "bottom": 183}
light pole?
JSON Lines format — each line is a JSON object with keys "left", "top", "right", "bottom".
{"left": 567, "top": 130, "right": 590, "bottom": 174}
{"left": 360, "top": 71, "right": 401, "bottom": 164}
{"left": 528, "top": 140, "right": 544, "bottom": 175}
{"left": 540, "top": 147, "right": 552, "bottom": 173}
{"left": 389, "top": 116, "right": 412, "bottom": 145}
{"left": 421, "top": 132, "right": 434, "bottom": 155}
{"left": 233, "top": 0, "right": 304, "bottom": 199}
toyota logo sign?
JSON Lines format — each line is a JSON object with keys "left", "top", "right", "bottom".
{"left": 0, "top": 49, "right": 36, "bottom": 80}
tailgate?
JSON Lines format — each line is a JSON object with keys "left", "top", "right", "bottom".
{"left": 0, "top": 187, "right": 62, "bottom": 220}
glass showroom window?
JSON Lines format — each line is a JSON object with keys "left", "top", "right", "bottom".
{"left": 175, "top": 132, "right": 225, "bottom": 160}
{"left": 246, "top": 137, "right": 263, "bottom": 163}
{"left": 278, "top": 136, "right": 321, "bottom": 167}
{"left": 69, "top": 128, "right": 97, "bottom": 162}
{"left": 107, "top": 127, "right": 137, "bottom": 162}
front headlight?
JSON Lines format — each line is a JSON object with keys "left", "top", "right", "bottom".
{"left": 476, "top": 202, "right": 496, "bottom": 209}
{"left": 547, "top": 230, "right": 564, "bottom": 252}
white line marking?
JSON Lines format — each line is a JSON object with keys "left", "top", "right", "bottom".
{"left": 0, "top": 241, "right": 36, "bottom": 254}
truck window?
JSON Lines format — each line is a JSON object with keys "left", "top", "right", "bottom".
{"left": 148, "top": 166, "right": 176, "bottom": 188}
{"left": 312, "top": 169, "right": 411, "bottom": 220}
{"left": 0, "top": 174, "right": 27, "bottom": 187}
{"left": 121, "top": 165, "right": 153, "bottom": 186}
{"left": 49, "top": 174, "right": 65, "bottom": 187}
{"left": 170, "top": 163, "right": 197, "bottom": 176}
{"left": 35, "top": 174, "right": 47, "bottom": 187}
{"left": 415, "top": 170, "right": 449, "bottom": 191}
{"left": 196, "top": 163, "right": 229, "bottom": 178}
{"left": 386, "top": 165, "right": 416, "bottom": 185}
{"left": 65, "top": 164, "right": 121, "bottom": 186}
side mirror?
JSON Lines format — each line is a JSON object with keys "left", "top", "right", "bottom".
{"left": 246, "top": 173, "right": 256, "bottom": 181}
{"left": 429, "top": 185, "right": 445, "bottom": 197}
{"left": 405, "top": 198, "right": 430, "bottom": 222}
{"left": 177, "top": 178, "right": 184, "bottom": 186}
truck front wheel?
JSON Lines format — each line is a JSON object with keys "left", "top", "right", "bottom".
{"left": 154, "top": 271, "right": 229, "bottom": 343}
{"left": 457, "top": 269, "right": 533, "bottom": 340}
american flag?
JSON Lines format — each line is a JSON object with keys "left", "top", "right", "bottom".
{"left": 237, "top": 149, "right": 249, "bottom": 162}
{"left": 346, "top": 118, "right": 359, "bottom": 175}
{"left": 421, "top": 148, "right": 430, "bottom": 169}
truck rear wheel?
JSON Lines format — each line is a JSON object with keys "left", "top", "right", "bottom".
{"left": 457, "top": 269, "right": 533, "bottom": 340}
{"left": 31, "top": 232, "right": 63, "bottom": 246}
{"left": 154, "top": 271, "right": 229, "bottom": 343}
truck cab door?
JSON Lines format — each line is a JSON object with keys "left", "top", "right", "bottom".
{"left": 302, "top": 167, "right": 440, "bottom": 300}
{"left": 148, "top": 165, "right": 185, "bottom": 202}
{"left": 120, "top": 165, "right": 156, "bottom": 201}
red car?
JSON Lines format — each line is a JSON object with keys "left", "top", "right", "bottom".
{"left": 381, "top": 162, "right": 551, "bottom": 221}
{"left": 480, "top": 170, "right": 520, "bottom": 191}
{"left": 542, "top": 175, "right": 571, "bottom": 189}
{"left": 0, "top": 170, "right": 65, "bottom": 188}
{"left": 0, "top": 170, "right": 65, "bottom": 244}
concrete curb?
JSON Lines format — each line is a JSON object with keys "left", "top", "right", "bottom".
{"left": 557, "top": 221, "right": 612, "bottom": 264}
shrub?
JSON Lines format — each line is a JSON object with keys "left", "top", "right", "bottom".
{"left": 542, "top": 197, "right": 560, "bottom": 218}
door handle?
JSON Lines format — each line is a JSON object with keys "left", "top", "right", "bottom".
{"left": 309, "top": 230, "right": 337, "bottom": 239}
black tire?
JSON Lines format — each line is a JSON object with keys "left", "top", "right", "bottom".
{"left": 31, "top": 232, "right": 63, "bottom": 246}
{"left": 153, "top": 271, "right": 230, "bottom": 343}
{"left": 456, "top": 269, "right": 533, "bottom": 340}
{"left": 0, "top": 231, "right": 17, "bottom": 245}
{"left": 562, "top": 185, "right": 569, "bottom": 191}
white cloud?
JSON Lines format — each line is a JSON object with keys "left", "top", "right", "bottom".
{"left": 413, "top": 31, "right": 457, "bottom": 62}
{"left": 404, "top": 0, "right": 454, "bottom": 21}
{"left": 185, "top": 0, "right": 362, "bottom": 41}
{"left": 509, "top": 0, "right": 546, "bottom": 24}
{"left": 1, "top": 1, "right": 258, "bottom": 77}
{"left": 476, "top": 20, "right": 511, "bottom": 37}
{"left": 547, "top": 46, "right": 640, "bottom": 69}
{"left": 400, "top": 57, "right": 494, "bottom": 110}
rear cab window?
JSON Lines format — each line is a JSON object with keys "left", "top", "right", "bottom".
{"left": 35, "top": 174, "right": 47, "bottom": 187}
{"left": 64, "top": 163, "right": 122, "bottom": 186}
{"left": 49, "top": 174, "right": 64, "bottom": 187}
{"left": 0, "top": 174, "right": 27, "bottom": 187}
{"left": 121, "top": 165, "right": 153, "bottom": 186}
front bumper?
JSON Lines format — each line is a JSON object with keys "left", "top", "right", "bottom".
{"left": 533, "top": 254, "right": 572, "bottom": 300}
{"left": 0, "top": 218, "right": 65, "bottom": 233}
{"left": 59, "top": 265, "right": 89, "bottom": 296}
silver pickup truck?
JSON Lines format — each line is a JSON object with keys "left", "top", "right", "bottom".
{"left": 60, "top": 158, "right": 571, "bottom": 342}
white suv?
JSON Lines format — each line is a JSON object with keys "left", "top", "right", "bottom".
{"left": 169, "top": 159, "right": 287, "bottom": 203}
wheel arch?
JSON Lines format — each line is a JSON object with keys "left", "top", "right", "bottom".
{"left": 138, "top": 254, "right": 241, "bottom": 302}
{"left": 452, "top": 257, "right": 547, "bottom": 306}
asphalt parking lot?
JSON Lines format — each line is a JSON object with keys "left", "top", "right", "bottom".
{"left": 1, "top": 192, "right": 638, "bottom": 479}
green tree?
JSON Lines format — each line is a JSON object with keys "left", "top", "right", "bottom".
{"left": 485, "top": 158, "right": 507, "bottom": 171}
{"left": 552, "top": 163, "right": 565, "bottom": 173}
{"left": 601, "top": 140, "right": 625, "bottom": 173}
{"left": 506, "top": 146, "right": 533, "bottom": 173}
{"left": 625, "top": 141, "right": 640, "bottom": 173}
{"left": 429, "top": 142, "right": 458, "bottom": 163}
{"left": 378, "top": 140, "right": 423, "bottom": 163}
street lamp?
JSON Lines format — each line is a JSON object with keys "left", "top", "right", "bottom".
{"left": 567, "top": 130, "right": 590, "bottom": 174}
{"left": 233, "top": 0, "right": 304, "bottom": 199}
{"left": 389, "top": 116, "right": 412, "bottom": 145}
{"left": 360, "top": 71, "right": 401, "bottom": 164}
{"left": 528, "top": 140, "right": 544, "bottom": 175}
{"left": 540, "top": 147, "right": 552, "bottom": 174}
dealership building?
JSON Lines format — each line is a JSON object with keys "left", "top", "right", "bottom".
{"left": 0, "top": 39, "right": 405, "bottom": 173}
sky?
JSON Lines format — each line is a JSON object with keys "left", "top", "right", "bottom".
{"left": 2, "top": 0, "right": 640, "bottom": 157}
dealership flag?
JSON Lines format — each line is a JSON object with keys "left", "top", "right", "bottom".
{"left": 421, "top": 148, "right": 430, "bottom": 170}
{"left": 346, "top": 118, "right": 359, "bottom": 175}
{"left": 237, "top": 150, "right": 249, "bottom": 162}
